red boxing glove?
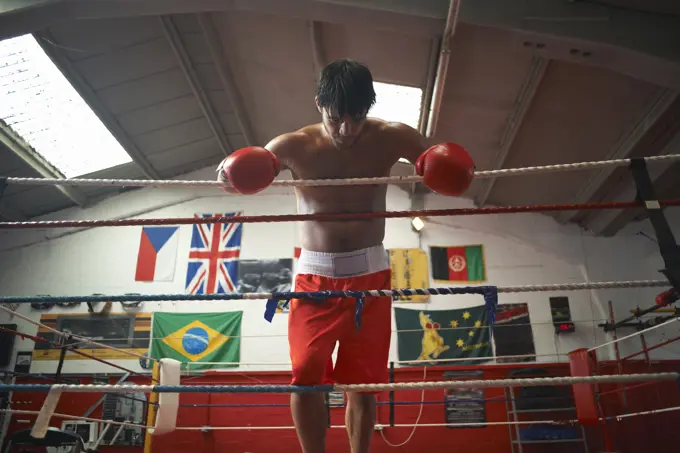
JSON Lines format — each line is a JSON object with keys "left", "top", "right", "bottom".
{"left": 415, "top": 142, "right": 474, "bottom": 196}
{"left": 217, "top": 146, "right": 280, "bottom": 194}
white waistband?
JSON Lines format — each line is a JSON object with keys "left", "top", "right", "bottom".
{"left": 296, "top": 245, "right": 389, "bottom": 278}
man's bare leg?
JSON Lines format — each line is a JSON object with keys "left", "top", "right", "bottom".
{"left": 345, "top": 393, "right": 376, "bottom": 453}
{"left": 291, "top": 393, "right": 327, "bottom": 453}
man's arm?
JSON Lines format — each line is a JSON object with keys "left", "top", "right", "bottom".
{"left": 263, "top": 131, "right": 309, "bottom": 173}
{"left": 387, "top": 122, "right": 431, "bottom": 164}
{"left": 216, "top": 131, "right": 306, "bottom": 194}
{"left": 387, "top": 122, "right": 476, "bottom": 197}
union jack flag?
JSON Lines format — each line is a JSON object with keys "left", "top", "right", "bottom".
{"left": 185, "top": 213, "right": 242, "bottom": 294}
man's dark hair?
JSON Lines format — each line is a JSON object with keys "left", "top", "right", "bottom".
{"left": 316, "top": 59, "right": 376, "bottom": 118}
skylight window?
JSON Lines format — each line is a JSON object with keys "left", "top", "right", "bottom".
{"left": 0, "top": 34, "right": 132, "bottom": 178}
{"left": 369, "top": 81, "right": 423, "bottom": 163}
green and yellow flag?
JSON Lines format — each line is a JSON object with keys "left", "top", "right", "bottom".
{"left": 150, "top": 312, "right": 242, "bottom": 369}
{"left": 395, "top": 305, "right": 492, "bottom": 365}
{"left": 387, "top": 248, "right": 430, "bottom": 302}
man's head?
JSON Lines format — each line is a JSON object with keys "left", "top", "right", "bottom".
{"left": 315, "top": 59, "right": 376, "bottom": 148}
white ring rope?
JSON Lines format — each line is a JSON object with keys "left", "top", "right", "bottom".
{"left": 0, "top": 279, "right": 670, "bottom": 305}
{"left": 185, "top": 354, "right": 569, "bottom": 370}
{"left": 5, "top": 154, "right": 680, "bottom": 188}
{"left": 0, "top": 409, "right": 146, "bottom": 429}
{"left": 496, "top": 279, "right": 668, "bottom": 293}
{"left": 5, "top": 406, "right": 678, "bottom": 431}
{"left": 64, "top": 320, "right": 608, "bottom": 343}
{"left": 8, "top": 372, "right": 678, "bottom": 394}
{"left": 0, "top": 304, "right": 155, "bottom": 363}
{"left": 175, "top": 419, "right": 578, "bottom": 430}
{"left": 332, "top": 372, "right": 679, "bottom": 392}
{"left": 198, "top": 279, "right": 665, "bottom": 299}
{"left": 0, "top": 410, "right": 577, "bottom": 430}
{"left": 588, "top": 316, "right": 680, "bottom": 352}
{"left": 612, "top": 405, "right": 680, "bottom": 421}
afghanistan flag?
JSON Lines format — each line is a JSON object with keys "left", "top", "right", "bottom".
{"left": 150, "top": 312, "right": 242, "bottom": 369}
{"left": 395, "top": 305, "right": 492, "bottom": 365}
{"left": 430, "top": 245, "right": 485, "bottom": 282}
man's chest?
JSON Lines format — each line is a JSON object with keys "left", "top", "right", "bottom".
{"left": 289, "top": 144, "right": 395, "bottom": 179}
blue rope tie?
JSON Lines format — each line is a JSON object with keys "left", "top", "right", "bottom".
{"left": 0, "top": 286, "right": 498, "bottom": 305}
{"left": 1, "top": 286, "right": 499, "bottom": 333}
{"left": 264, "top": 286, "right": 498, "bottom": 331}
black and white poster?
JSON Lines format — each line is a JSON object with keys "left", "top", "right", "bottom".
{"left": 443, "top": 370, "right": 486, "bottom": 427}
{"left": 237, "top": 259, "right": 293, "bottom": 293}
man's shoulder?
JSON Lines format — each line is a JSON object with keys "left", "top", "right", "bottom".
{"left": 266, "top": 124, "right": 322, "bottom": 155}
{"left": 369, "top": 119, "right": 428, "bottom": 163}
{"left": 373, "top": 119, "right": 419, "bottom": 137}
{"left": 369, "top": 119, "right": 423, "bottom": 148}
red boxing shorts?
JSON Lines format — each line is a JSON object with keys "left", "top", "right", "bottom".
{"left": 288, "top": 245, "right": 392, "bottom": 389}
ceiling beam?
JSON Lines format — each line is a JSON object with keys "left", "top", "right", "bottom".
{"left": 0, "top": 0, "right": 55, "bottom": 15}
{"left": 34, "top": 30, "right": 160, "bottom": 180}
{"left": 556, "top": 89, "right": 679, "bottom": 225}
{"left": 584, "top": 130, "right": 680, "bottom": 237}
{"left": 0, "top": 0, "right": 441, "bottom": 40}
{"left": 0, "top": 119, "right": 87, "bottom": 206}
{"left": 197, "top": 12, "right": 255, "bottom": 147}
{"left": 475, "top": 56, "right": 549, "bottom": 207}
{"left": 308, "top": 20, "right": 326, "bottom": 80}
{"left": 159, "top": 15, "right": 233, "bottom": 157}
{"left": 425, "top": 0, "right": 460, "bottom": 139}
{"left": 1, "top": 1, "right": 678, "bottom": 84}
{"left": 418, "top": 37, "right": 440, "bottom": 138}
{"left": 0, "top": 1, "right": 677, "bottom": 92}
{"left": 405, "top": 36, "right": 440, "bottom": 197}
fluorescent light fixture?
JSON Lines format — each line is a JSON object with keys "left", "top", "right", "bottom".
{"left": 411, "top": 216, "right": 425, "bottom": 232}
{"left": 0, "top": 34, "right": 132, "bottom": 178}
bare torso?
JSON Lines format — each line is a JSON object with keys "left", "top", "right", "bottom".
{"left": 279, "top": 120, "right": 403, "bottom": 253}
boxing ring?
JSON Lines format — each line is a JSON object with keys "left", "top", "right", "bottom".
{"left": 0, "top": 152, "right": 679, "bottom": 452}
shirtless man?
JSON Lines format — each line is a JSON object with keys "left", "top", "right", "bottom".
{"left": 217, "top": 59, "right": 474, "bottom": 453}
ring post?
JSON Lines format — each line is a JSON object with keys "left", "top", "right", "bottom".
{"left": 144, "top": 360, "right": 161, "bottom": 453}
{"left": 148, "top": 358, "right": 181, "bottom": 436}
{"left": 389, "top": 361, "right": 395, "bottom": 427}
{"left": 569, "top": 348, "right": 599, "bottom": 425}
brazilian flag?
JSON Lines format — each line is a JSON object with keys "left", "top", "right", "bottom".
{"left": 395, "top": 305, "right": 492, "bottom": 366}
{"left": 150, "top": 312, "right": 242, "bottom": 369}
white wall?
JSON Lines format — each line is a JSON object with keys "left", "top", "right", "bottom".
{"left": 0, "top": 165, "right": 678, "bottom": 376}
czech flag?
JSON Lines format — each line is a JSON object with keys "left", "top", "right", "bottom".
{"left": 135, "top": 226, "right": 180, "bottom": 281}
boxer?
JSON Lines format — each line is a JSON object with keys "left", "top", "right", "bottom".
{"left": 218, "top": 59, "right": 474, "bottom": 453}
